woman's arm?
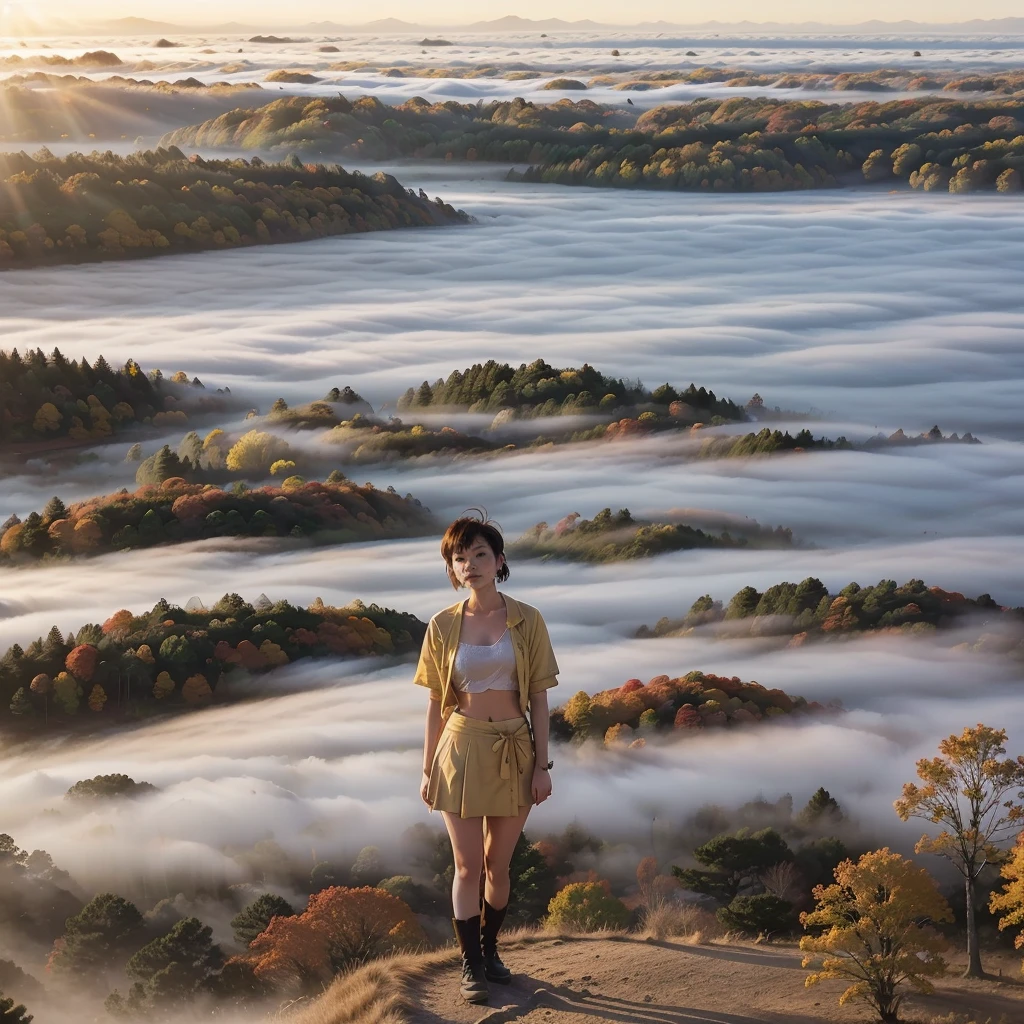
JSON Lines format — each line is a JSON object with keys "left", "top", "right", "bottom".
{"left": 530, "top": 689, "right": 550, "bottom": 766}
{"left": 420, "top": 696, "right": 443, "bottom": 807}
{"left": 530, "top": 690, "right": 553, "bottom": 804}
{"left": 422, "top": 695, "right": 443, "bottom": 775}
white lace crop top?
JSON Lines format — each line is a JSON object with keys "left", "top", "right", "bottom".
{"left": 451, "top": 628, "right": 518, "bottom": 693}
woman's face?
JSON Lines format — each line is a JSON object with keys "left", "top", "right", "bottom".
{"left": 451, "top": 537, "right": 504, "bottom": 590}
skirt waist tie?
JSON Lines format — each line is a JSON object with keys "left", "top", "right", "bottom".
{"left": 491, "top": 723, "right": 533, "bottom": 802}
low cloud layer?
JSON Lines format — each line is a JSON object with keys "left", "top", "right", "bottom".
{"left": 3, "top": 183, "right": 1022, "bottom": 437}
{"left": 0, "top": 631, "right": 1018, "bottom": 903}
{"left": 2, "top": 140, "right": 1024, "bottom": 981}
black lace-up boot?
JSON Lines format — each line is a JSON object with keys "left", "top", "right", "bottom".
{"left": 452, "top": 915, "right": 489, "bottom": 1004}
{"left": 480, "top": 898, "right": 512, "bottom": 984}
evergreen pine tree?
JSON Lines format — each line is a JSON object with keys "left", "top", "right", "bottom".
{"left": 92, "top": 355, "right": 114, "bottom": 381}
{"left": 414, "top": 380, "right": 433, "bottom": 407}
{"left": 0, "top": 993, "right": 33, "bottom": 1023}
{"left": 40, "top": 497, "right": 68, "bottom": 524}
{"left": 230, "top": 893, "right": 295, "bottom": 946}
{"left": 43, "top": 626, "right": 66, "bottom": 657}
{"left": 798, "top": 787, "right": 843, "bottom": 826}
{"left": 9, "top": 688, "right": 32, "bottom": 716}
{"left": 50, "top": 893, "right": 144, "bottom": 979}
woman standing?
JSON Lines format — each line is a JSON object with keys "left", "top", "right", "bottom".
{"left": 415, "top": 511, "right": 559, "bottom": 1004}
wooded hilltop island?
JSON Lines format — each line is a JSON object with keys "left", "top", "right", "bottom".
{"left": 550, "top": 670, "right": 828, "bottom": 748}
{"left": 0, "top": 347, "right": 234, "bottom": 452}
{"left": 131, "top": 360, "right": 751, "bottom": 475}
{"left": 0, "top": 593, "right": 425, "bottom": 731}
{"left": 0, "top": 477, "right": 433, "bottom": 564}
{"left": 164, "top": 91, "right": 1024, "bottom": 193}
{"left": 512, "top": 507, "right": 796, "bottom": 563}
{"left": 0, "top": 148, "right": 469, "bottom": 269}
{"left": 637, "top": 576, "right": 1024, "bottom": 650}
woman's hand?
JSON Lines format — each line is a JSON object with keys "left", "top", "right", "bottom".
{"left": 420, "top": 770, "right": 431, "bottom": 807}
{"left": 532, "top": 766, "right": 552, "bottom": 805}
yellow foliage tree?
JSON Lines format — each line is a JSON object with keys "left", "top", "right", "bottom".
{"left": 270, "top": 460, "right": 296, "bottom": 476}
{"left": 64, "top": 224, "right": 88, "bottom": 247}
{"left": 0, "top": 523, "right": 24, "bottom": 556}
{"left": 259, "top": 641, "right": 289, "bottom": 668}
{"left": 87, "top": 684, "right": 107, "bottom": 712}
{"left": 135, "top": 644, "right": 155, "bottom": 665}
{"left": 800, "top": 848, "right": 951, "bottom": 1024}
{"left": 894, "top": 723, "right": 1024, "bottom": 977}
{"left": 603, "top": 722, "right": 634, "bottom": 746}
{"left": 989, "top": 833, "right": 1024, "bottom": 965}
{"left": 545, "top": 881, "right": 630, "bottom": 932}
{"left": 33, "top": 402, "right": 62, "bottom": 433}
{"left": 152, "top": 671, "right": 175, "bottom": 699}
{"left": 53, "top": 671, "right": 82, "bottom": 714}
{"left": 562, "top": 691, "right": 592, "bottom": 737}
{"left": 152, "top": 409, "right": 188, "bottom": 427}
{"left": 226, "top": 430, "right": 291, "bottom": 475}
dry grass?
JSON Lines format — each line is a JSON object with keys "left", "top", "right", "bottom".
{"left": 279, "top": 947, "right": 457, "bottom": 1024}
{"left": 279, "top": 933, "right": 634, "bottom": 1024}
{"left": 639, "top": 900, "right": 727, "bottom": 943}
{"left": 927, "top": 1015, "right": 1012, "bottom": 1024}
{"left": 279, "top": 927, "right": 578, "bottom": 1024}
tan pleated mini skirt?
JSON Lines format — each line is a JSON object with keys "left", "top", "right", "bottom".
{"left": 428, "top": 712, "right": 535, "bottom": 818}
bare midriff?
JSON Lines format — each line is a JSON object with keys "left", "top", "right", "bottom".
{"left": 455, "top": 689, "right": 523, "bottom": 721}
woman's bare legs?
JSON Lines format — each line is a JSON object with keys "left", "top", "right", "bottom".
{"left": 441, "top": 811, "right": 485, "bottom": 919}
{"left": 483, "top": 806, "right": 531, "bottom": 908}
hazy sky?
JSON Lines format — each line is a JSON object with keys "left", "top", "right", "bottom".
{"left": 22, "top": 0, "right": 1024, "bottom": 27}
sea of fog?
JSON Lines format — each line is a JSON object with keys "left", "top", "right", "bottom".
{"left": 1, "top": 165, "right": 1024, "bottom": 909}
{"left": 5, "top": 31, "right": 1024, "bottom": 109}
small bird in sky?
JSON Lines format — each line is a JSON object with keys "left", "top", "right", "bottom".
{"left": 627, "top": 97, "right": 634, "bottom": 105}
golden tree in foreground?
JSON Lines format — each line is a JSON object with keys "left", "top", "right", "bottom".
{"left": 894, "top": 723, "right": 1024, "bottom": 977}
{"left": 988, "top": 831, "right": 1024, "bottom": 966}
{"left": 800, "top": 848, "right": 952, "bottom": 1024}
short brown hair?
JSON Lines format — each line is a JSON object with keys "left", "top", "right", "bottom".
{"left": 440, "top": 509, "right": 510, "bottom": 589}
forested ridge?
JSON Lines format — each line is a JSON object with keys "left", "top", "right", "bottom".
{"left": 397, "top": 357, "right": 745, "bottom": 422}
{"left": 637, "top": 576, "right": 1022, "bottom": 644}
{"left": 0, "top": 478, "right": 433, "bottom": 564}
{"left": 0, "top": 347, "right": 228, "bottom": 448}
{"left": 126, "top": 362, "right": 750, "bottom": 479}
{"left": 0, "top": 593, "right": 425, "bottom": 729}
{"left": 0, "top": 147, "right": 469, "bottom": 269}
{"left": 697, "top": 423, "right": 980, "bottom": 459}
{"left": 163, "top": 92, "right": 1024, "bottom": 193}
{"left": 551, "top": 670, "right": 826, "bottom": 748}
{"left": 512, "top": 507, "right": 795, "bottom": 563}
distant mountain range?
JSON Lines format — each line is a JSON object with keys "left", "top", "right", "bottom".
{"left": 6, "top": 12, "right": 1024, "bottom": 37}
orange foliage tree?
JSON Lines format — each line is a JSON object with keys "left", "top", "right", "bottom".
{"left": 102, "top": 609, "right": 135, "bottom": 636}
{"left": 232, "top": 886, "right": 423, "bottom": 993}
{"left": 65, "top": 644, "right": 99, "bottom": 682}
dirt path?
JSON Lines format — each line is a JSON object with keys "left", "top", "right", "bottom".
{"left": 408, "top": 937, "right": 1024, "bottom": 1024}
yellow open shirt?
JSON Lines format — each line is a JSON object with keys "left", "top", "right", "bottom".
{"left": 412, "top": 594, "right": 559, "bottom": 721}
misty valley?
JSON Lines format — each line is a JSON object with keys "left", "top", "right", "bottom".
{"left": 2, "top": 14, "right": 1024, "bottom": 1024}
